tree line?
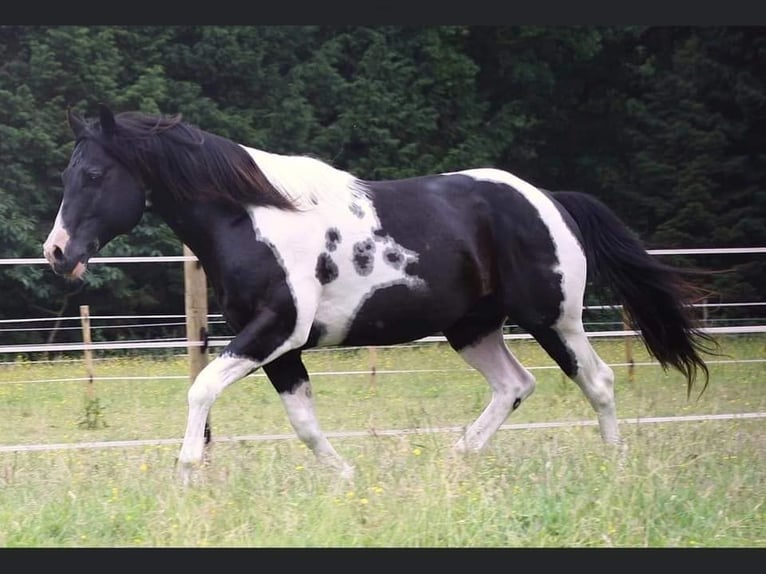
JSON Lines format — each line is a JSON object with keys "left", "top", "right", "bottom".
{"left": 0, "top": 26, "right": 763, "bottom": 346}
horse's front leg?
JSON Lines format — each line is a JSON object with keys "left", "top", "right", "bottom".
{"left": 176, "top": 354, "right": 258, "bottom": 485}
{"left": 263, "top": 350, "right": 354, "bottom": 480}
{"left": 176, "top": 305, "right": 300, "bottom": 485}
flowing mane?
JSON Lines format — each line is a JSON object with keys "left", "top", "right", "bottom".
{"left": 79, "top": 111, "right": 297, "bottom": 210}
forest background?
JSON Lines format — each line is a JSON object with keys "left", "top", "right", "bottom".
{"left": 1, "top": 26, "right": 763, "bottom": 345}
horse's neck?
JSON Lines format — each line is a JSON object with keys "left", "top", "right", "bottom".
{"left": 148, "top": 187, "right": 231, "bottom": 265}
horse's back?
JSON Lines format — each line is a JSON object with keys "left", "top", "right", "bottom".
{"left": 302, "top": 170, "right": 586, "bottom": 347}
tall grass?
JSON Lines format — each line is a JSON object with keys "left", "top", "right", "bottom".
{"left": 0, "top": 336, "right": 763, "bottom": 547}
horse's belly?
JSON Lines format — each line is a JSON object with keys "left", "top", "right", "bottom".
{"left": 314, "top": 279, "right": 448, "bottom": 347}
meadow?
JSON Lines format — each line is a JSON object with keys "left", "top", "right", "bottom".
{"left": 0, "top": 335, "right": 763, "bottom": 547}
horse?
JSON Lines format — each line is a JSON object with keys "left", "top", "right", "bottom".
{"left": 43, "top": 104, "right": 715, "bottom": 484}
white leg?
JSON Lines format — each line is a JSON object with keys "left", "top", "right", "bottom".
{"left": 556, "top": 325, "right": 620, "bottom": 444}
{"left": 280, "top": 381, "right": 354, "bottom": 479}
{"left": 452, "top": 329, "right": 536, "bottom": 453}
{"left": 177, "top": 355, "right": 257, "bottom": 485}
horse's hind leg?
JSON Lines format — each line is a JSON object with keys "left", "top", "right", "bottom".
{"left": 263, "top": 350, "right": 354, "bottom": 480}
{"left": 445, "top": 325, "right": 536, "bottom": 453}
{"left": 530, "top": 320, "right": 620, "bottom": 445}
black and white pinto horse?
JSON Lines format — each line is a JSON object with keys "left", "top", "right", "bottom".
{"left": 43, "top": 105, "right": 713, "bottom": 483}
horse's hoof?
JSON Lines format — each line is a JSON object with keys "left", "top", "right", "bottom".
{"left": 451, "top": 438, "right": 481, "bottom": 455}
{"left": 339, "top": 463, "right": 355, "bottom": 482}
{"left": 176, "top": 460, "right": 201, "bottom": 487}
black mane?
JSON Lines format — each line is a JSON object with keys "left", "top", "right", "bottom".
{"left": 82, "top": 111, "right": 296, "bottom": 210}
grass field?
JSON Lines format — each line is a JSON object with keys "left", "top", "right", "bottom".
{"left": 0, "top": 335, "right": 763, "bottom": 547}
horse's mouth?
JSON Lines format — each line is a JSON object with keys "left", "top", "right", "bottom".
{"left": 49, "top": 257, "right": 89, "bottom": 281}
{"left": 45, "top": 239, "right": 98, "bottom": 280}
{"left": 67, "top": 260, "right": 88, "bottom": 280}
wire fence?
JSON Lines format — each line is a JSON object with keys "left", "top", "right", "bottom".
{"left": 1, "top": 247, "right": 764, "bottom": 360}
{"left": 0, "top": 248, "right": 762, "bottom": 462}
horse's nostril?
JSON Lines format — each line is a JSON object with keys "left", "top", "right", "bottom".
{"left": 52, "top": 246, "right": 64, "bottom": 261}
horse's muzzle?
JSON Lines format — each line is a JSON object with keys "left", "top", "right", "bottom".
{"left": 43, "top": 242, "right": 91, "bottom": 280}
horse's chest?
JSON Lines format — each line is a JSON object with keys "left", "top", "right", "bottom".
{"left": 248, "top": 203, "right": 426, "bottom": 346}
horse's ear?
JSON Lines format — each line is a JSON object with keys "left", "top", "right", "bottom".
{"left": 98, "top": 103, "right": 117, "bottom": 136}
{"left": 67, "top": 108, "right": 86, "bottom": 137}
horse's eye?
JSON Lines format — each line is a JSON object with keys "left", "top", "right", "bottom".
{"left": 87, "top": 170, "right": 103, "bottom": 181}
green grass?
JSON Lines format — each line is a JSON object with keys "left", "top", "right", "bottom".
{"left": 0, "top": 335, "right": 763, "bottom": 547}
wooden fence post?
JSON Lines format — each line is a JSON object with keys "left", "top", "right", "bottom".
{"left": 183, "top": 244, "right": 209, "bottom": 383}
{"left": 368, "top": 346, "right": 378, "bottom": 392}
{"left": 622, "top": 308, "right": 635, "bottom": 383}
{"left": 79, "top": 304, "right": 95, "bottom": 399}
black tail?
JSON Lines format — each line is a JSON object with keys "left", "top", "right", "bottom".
{"left": 553, "top": 191, "right": 717, "bottom": 395}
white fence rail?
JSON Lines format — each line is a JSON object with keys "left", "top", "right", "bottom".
{"left": 2, "top": 246, "right": 765, "bottom": 267}
{"left": 1, "top": 325, "right": 764, "bottom": 356}
{"left": 0, "top": 247, "right": 763, "bottom": 357}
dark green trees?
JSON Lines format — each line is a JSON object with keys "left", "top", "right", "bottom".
{"left": 0, "top": 26, "right": 762, "bottom": 345}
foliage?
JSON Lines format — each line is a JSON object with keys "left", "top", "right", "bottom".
{"left": 0, "top": 26, "right": 763, "bottom": 341}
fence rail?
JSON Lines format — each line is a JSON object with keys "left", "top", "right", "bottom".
{"left": 2, "top": 246, "right": 765, "bottom": 266}
{"left": 1, "top": 247, "right": 763, "bottom": 357}
{"left": 1, "top": 325, "right": 764, "bottom": 356}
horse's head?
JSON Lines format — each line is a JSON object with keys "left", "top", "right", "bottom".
{"left": 43, "top": 105, "right": 146, "bottom": 279}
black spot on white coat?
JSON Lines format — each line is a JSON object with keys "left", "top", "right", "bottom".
{"left": 353, "top": 239, "right": 375, "bottom": 276}
{"left": 383, "top": 247, "right": 405, "bottom": 270}
{"left": 352, "top": 239, "right": 375, "bottom": 276}
{"left": 325, "top": 228, "right": 342, "bottom": 252}
{"left": 316, "top": 252, "right": 339, "bottom": 284}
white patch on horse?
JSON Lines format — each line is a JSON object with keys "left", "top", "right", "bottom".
{"left": 241, "top": 146, "right": 425, "bottom": 346}
{"left": 242, "top": 146, "right": 370, "bottom": 210}
{"left": 43, "top": 210, "right": 69, "bottom": 261}
{"left": 248, "top": 211, "right": 322, "bottom": 352}
{"left": 42, "top": 209, "right": 87, "bottom": 279}
{"left": 454, "top": 168, "right": 587, "bottom": 324}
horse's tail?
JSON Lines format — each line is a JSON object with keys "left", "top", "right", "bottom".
{"left": 552, "top": 190, "right": 717, "bottom": 395}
